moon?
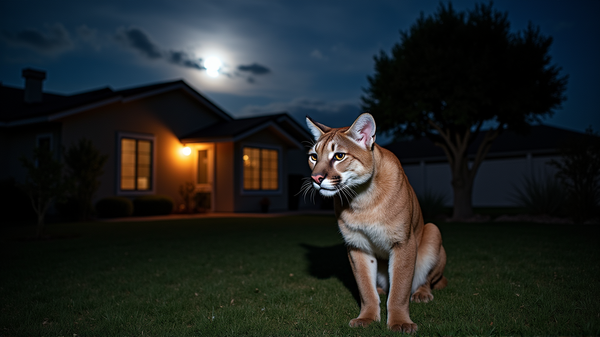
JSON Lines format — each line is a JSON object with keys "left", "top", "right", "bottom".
{"left": 204, "top": 57, "right": 222, "bottom": 77}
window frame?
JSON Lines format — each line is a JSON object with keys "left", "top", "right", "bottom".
{"left": 240, "top": 143, "right": 282, "bottom": 196}
{"left": 36, "top": 133, "right": 53, "bottom": 152}
{"left": 116, "top": 132, "right": 156, "bottom": 196}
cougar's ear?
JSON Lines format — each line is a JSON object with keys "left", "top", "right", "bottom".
{"left": 345, "top": 113, "right": 376, "bottom": 150}
{"left": 306, "top": 116, "right": 331, "bottom": 142}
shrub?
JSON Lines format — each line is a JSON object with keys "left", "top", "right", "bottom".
{"left": 133, "top": 195, "right": 174, "bottom": 216}
{"left": 418, "top": 189, "right": 448, "bottom": 219}
{"left": 549, "top": 128, "right": 600, "bottom": 222}
{"left": 63, "top": 138, "right": 108, "bottom": 221}
{"left": 510, "top": 173, "right": 566, "bottom": 216}
{"left": 95, "top": 197, "right": 133, "bottom": 218}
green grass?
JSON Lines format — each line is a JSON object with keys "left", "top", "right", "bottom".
{"left": 1, "top": 216, "right": 599, "bottom": 336}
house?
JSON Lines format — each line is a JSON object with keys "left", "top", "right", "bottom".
{"left": 384, "top": 125, "right": 585, "bottom": 207}
{"left": 0, "top": 68, "right": 313, "bottom": 213}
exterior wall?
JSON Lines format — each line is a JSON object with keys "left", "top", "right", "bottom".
{"left": 58, "top": 90, "right": 224, "bottom": 206}
{"left": 1, "top": 123, "right": 62, "bottom": 183}
{"left": 286, "top": 148, "right": 316, "bottom": 210}
{"left": 233, "top": 129, "right": 290, "bottom": 213}
{"left": 401, "top": 154, "right": 562, "bottom": 207}
{"left": 214, "top": 142, "right": 235, "bottom": 212}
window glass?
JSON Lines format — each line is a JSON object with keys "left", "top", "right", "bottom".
{"left": 197, "top": 150, "right": 208, "bottom": 184}
{"left": 120, "top": 137, "right": 153, "bottom": 191}
{"left": 243, "top": 147, "right": 278, "bottom": 191}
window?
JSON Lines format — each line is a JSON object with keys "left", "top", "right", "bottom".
{"left": 119, "top": 136, "right": 153, "bottom": 191}
{"left": 36, "top": 134, "right": 52, "bottom": 152}
{"left": 243, "top": 147, "right": 279, "bottom": 191}
{"left": 197, "top": 149, "right": 208, "bottom": 184}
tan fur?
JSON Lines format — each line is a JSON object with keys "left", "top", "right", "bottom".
{"left": 306, "top": 113, "right": 447, "bottom": 333}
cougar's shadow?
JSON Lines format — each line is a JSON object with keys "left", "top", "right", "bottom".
{"left": 300, "top": 243, "right": 360, "bottom": 305}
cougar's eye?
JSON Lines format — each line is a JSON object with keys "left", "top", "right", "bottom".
{"left": 334, "top": 153, "right": 346, "bottom": 161}
{"left": 309, "top": 154, "right": 317, "bottom": 161}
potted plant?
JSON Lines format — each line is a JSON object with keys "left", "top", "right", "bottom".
{"left": 259, "top": 197, "right": 271, "bottom": 213}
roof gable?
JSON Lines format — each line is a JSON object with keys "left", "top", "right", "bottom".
{"left": 181, "top": 113, "right": 312, "bottom": 149}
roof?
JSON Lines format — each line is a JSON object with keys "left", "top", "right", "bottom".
{"left": 0, "top": 80, "right": 232, "bottom": 126}
{"left": 180, "top": 113, "right": 312, "bottom": 149}
{"left": 384, "top": 125, "right": 586, "bottom": 163}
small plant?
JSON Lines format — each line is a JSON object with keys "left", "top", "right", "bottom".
{"left": 179, "top": 181, "right": 195, "bottom": 213}
{"left": 63, "top": 138, "right": 108, "bottom": 221}
{"left": 549, "top": 127, "right": 600, "bottom": 222}
{"left": 510, "top": 173, "right": 566, "bottom": 216}
{"left": 133, "top": 195, "right": 174, "bottom": 216}
{"left": 195, "top": 192, "right": 211, "bottom": 213}
{"left": 19, "top": 147, "right": 69, "bottom": 238}
{"left": 95, "top": 197, "right": 133, "bottom": 218}
{"left": 260, "top": 197, "right": 271, "bottom": 213}
{"left": 417, "top": 189, "right": 448, "bottom": 219}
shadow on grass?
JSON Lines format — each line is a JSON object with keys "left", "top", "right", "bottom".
{"left": 300, "top": 243, "right": 361, "bottom": 305}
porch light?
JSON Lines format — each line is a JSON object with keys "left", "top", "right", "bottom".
{"left": 182, "top": 146, "right": 192, "bottom": 156}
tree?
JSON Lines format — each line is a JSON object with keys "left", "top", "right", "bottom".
{"left": 63, "top": 139, "right": 108, "bottom": 221}
{"left": 20, "top": 147, "right": 69, "bottom": 238}
{"left": 362, "top": 2, "right": 568, "bottom": 220}
{"left": 549, "top": 128, "right": 600, "bottom": 223}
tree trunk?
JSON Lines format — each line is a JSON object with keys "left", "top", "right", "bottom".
{"left": 451, "top": 171, "right": 475, "bottom": 221}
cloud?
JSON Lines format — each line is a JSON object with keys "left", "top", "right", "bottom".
{"left": 240, "top": 97, "right": 362, "bottom": 128}
{"left": 237, "top": 63, "right": 271, "bottom": 75}
{"left": 0, "top": 23, "right": 73, "bottom": 54}
{"left": 115, "top": 27, "right": 162, "bottom": 59}
{"left": 115, "top": 27, "right": 205, "bottom": 70}
{"left": 310, "top": 49, "right": 325, "bottom": 59}
{"left": 167, "top": 50, "right": 204, "bottom": 70}
{"left": 76, "top": 25, "right": 101, "bottom": 50}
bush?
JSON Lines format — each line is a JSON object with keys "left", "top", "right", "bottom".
{"left": 549, "top": 128, "right": 600, "bottom": 222}
{"left": 133, "top": 195, "right": 174, "bottom": 216}
{"left": 95, "top": 197, "right": 133, "bottom": 218}
{"left": 418, "top": 189, "right": 448, "bottom": 219}
{"left": 511, "top": 173, "right": 566, "bottom": 216}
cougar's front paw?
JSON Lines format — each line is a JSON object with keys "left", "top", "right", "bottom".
{"left": 411, "top": 290, "right": 433, "bottom": 303}
{"left": 389, "top": 322, "right": 418, "bottom": 333}
{"left": 349, "top": 318, "right": 374, "bottom": 328}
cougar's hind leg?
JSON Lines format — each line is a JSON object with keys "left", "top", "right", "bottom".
{"left": 411, "top": 223, "right": 446, "bottom": 303}
{"left": 376, "top": 258, "right": 389, "bottom": 295}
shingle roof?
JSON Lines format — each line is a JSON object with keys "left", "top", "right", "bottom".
{"left": 0, "top": 80, "right": 232, "bottom": 125}
{"left": 384, "top": 125, "right": 586, "bottom": 163}
{"left": 180, "top": 113, "right": 312, "bottom": 146}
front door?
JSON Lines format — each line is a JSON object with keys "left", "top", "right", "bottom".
{"left": 194, "top": 144, "right": 214, "bottom": 212}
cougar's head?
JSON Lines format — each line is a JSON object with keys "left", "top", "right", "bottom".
{"left": 304, "top": 113, "right": 377, "bottom": 198}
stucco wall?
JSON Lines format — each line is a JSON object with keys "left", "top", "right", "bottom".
{"left": 58, "top": 90, "right": 225, "bottom": 206}
{"left": 214, "top": 141, "right": 235, "bottom": 212}
{"left": 2, "top": 123, "right": 62, "bottom": 183}
{"left": 401, "top": 154, "right": 562, "bottom": 207}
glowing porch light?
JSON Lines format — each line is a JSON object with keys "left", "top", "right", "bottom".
{"left": 182, "top": 146, "right": 192, "bottom": 156}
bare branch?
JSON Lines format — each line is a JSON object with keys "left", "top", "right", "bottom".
{"left": 470, "top": 128, "right": 502, "bottom": 179}
{"left": 427, "top": 119, "right": 458, "bottom": 156}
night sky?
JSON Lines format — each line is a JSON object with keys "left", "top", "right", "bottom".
{"left": 1, "top": 0, "right": 598, "bottom": 142}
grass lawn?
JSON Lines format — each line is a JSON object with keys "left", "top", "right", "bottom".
{"left": 1, "top": 215, "right": 599, "bottom": 336}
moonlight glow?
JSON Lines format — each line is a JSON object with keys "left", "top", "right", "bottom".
{"left": 204, "top": 57, "right": 222, "bottom": 77}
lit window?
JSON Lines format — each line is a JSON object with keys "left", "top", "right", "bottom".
{"left": 120, "top": 137, "right": 153, "bottom": 191}
{"left": 243, "top": 147, "right": 278, "bottom": 191}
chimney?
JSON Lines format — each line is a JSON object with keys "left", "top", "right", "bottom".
{"left": 22, "top": 68, "right": 46, "bottom": 104}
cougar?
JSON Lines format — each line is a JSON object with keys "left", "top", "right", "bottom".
{"left": 304, "top": 113, "right": 447, "bottom": 333}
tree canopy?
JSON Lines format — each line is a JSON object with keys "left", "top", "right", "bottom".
{"left": 362, "top": 2, "right": 568, "bottom": 219}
